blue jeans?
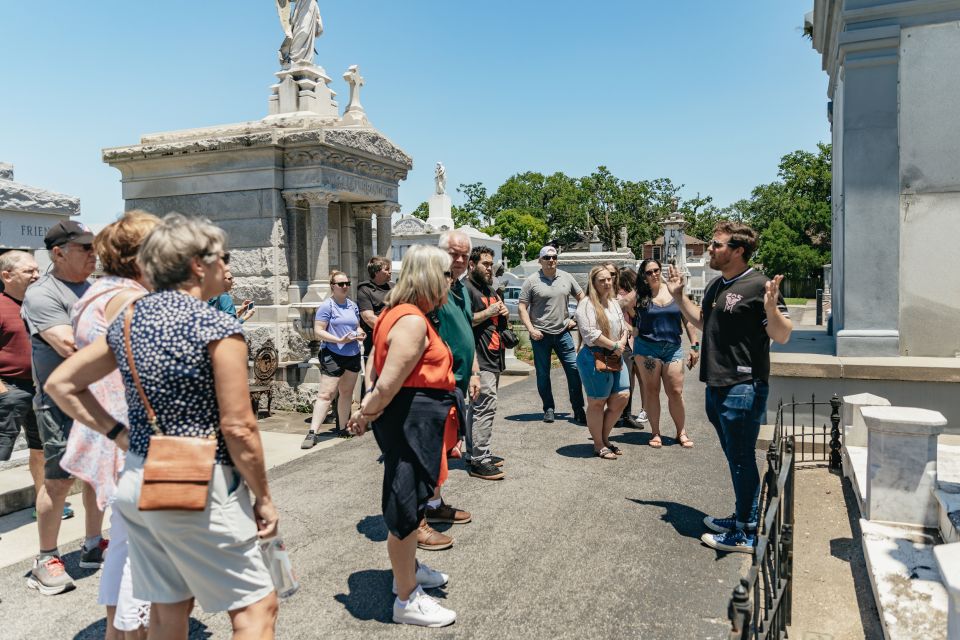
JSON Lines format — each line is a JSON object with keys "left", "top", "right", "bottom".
{"left": 531, "top": 331, "right": 585, "bottom": 414}
{"left": 705, "top": 381, "right": 770, "bottom": 526}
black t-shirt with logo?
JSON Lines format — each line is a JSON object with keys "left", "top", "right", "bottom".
{"left": 356, "top": 280, "right": 392, "bottom": 353}
{"left": 466, "top": 276, "right": 506, "bottom": 373}
{"left": 699, "top": 269, "right": 789, "bottom": 387}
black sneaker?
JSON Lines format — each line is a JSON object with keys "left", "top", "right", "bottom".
{"left": 572, "top": 410, "right": 587, "bottom": 425}
{"left": 488, "top": 455, "right": 504, "bottom": 467}
{"left": 79, "top": 539, "right": 109, "bottom": 569}
{"left": 301, "top": 431, "right": 317, "bottom": 449}
{"left": 543, "top": 409, "right": 555, "bottom": 423}
{"left": 468, "top": 460, "right": 505, "bottom": 480}
{"left": 620, "top": 415, "right": 644, "bottom": 430}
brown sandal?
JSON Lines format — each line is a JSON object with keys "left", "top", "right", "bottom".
{"left": 595, "top": 447, "right": 618, "bottom": 460}
{"left": 648, "top": 435, "right": 663, "bottom": 449}
{"left": 678, "top": 433, "right": 694, "bottom": 449}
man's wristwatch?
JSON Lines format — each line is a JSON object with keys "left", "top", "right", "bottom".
{"left": 691, "top": 343, "right": 700, "bottom": 352}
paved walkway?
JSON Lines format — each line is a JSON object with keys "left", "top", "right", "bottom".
{"left": 0, "top": 371, "right": 749, "bottom": 639}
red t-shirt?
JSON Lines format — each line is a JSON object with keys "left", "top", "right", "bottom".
{"left": 0, "top": 292, "right": 32, "bottom": 380}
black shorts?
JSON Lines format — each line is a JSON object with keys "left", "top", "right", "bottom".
{"left": 319, "top": 349, "right": 361, "bottom": 377}
{"left": 36, "top": 403, "right": 74, "bottom": 480}
{"left": 0, "top": 378, "right": 41, "bottom": 460}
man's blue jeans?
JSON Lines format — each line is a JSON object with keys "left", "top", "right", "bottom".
{"left": 531, "top": 331, "right": 585, "bottom": 415}
{"left": 705, "top": 380, "right": 770, "bottom": 526}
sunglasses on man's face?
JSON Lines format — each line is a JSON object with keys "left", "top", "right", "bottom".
{"left": 333, "top": 281, "right": 351, "bottom": 288}
{"left": 541, "top": 256, "right": 557, "bottom": 262}
{"left": 708, "top": 240, "right": 739, "bottom": 250}
{"left": 443, "top": 271, "right": 453, "bottom": 279}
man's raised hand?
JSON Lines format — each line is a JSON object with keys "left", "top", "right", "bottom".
{"left": 666, "top": 264, "right": 686, "bottom": 298}
{"left": 764, "top": 275, "right": 785, "bottom": 309}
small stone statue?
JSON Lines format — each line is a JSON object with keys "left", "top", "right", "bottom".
{"left": 276, "top": 0, "right": 323, "bottom": 67}
{"left": 619, "top": 226, "right": 628, "bottom": 250}
{"left": 591, "top": 224, "right": 600, "bottom": 242}
{"left": 435, "top": 162, "right": 447, "bottom": 195}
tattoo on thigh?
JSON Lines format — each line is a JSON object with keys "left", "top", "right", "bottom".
{"left": 643, "top": 357, "right": 657, "bottom": 371}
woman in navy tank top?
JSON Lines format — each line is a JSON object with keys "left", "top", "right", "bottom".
{"left": 632, "top": 259, "right": 700, "bottom": 449}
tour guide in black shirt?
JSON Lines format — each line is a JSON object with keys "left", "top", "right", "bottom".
{"left": 667, "top": 221, "right": 791, "bottom": 554}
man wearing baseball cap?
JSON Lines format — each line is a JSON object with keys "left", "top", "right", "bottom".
{"left": 21, "top": 219, "right": 104, "bottom": 595}
{"left": 518, "top": 245, "right": 587, "bottom": 424}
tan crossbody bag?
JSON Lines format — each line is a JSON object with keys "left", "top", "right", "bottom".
{"left": 123, "top": 304, "right": 217, "bottom": 511}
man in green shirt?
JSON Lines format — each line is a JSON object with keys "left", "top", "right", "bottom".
{"left": 417, "top": 230, "right": 481, "bottom": 552}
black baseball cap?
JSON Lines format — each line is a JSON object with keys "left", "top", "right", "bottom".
{"left": 44, "top": 220, "right": 94, "bottom": 250}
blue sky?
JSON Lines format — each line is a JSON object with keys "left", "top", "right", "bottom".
{"left": 0, "top": 1, "right": 827, "bottom": 226}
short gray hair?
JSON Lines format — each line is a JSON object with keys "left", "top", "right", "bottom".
{"left": 438, "top": 230, "right": 472, "bottom": 252}
{"left": 0, "top": 250, "right": 33, "bottom": 274}
{"left": 138, "top": 212, "right": 226, "bottom": 290}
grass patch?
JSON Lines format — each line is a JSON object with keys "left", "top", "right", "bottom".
{"left": 784, "top": 298, "right": 809, "bottom": 305}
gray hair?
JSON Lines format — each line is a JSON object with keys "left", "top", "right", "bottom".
{"left": 438, "top": 230, "right": 472, "bottom": 252}
{"left": 0, "top": 250, "right": 34, "bottom": 274}
{"left": 138, "top": 212, "right": 227, "bottom": 290}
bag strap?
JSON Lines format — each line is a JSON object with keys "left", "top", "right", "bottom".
{"left": 123, "top": 303, "right": 161, "bottom": 435}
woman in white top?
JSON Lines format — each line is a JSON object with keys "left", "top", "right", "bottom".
{"left": 575, "top": 266, "right": 631, "bottom": 459}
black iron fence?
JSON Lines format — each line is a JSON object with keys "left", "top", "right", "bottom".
{"left": 728, "top": 435, "right": 797, "bottom": 640}
{"left": 773, "top": 394, "right": 842, "bottom": 469}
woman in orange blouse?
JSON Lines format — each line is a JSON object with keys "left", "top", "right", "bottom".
{"left": 347, "top": 245, "right": 460, "bottom": 628}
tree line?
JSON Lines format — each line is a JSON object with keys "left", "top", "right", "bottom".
{"left": 410, "top": 143, "right": 831, "bottom": 281}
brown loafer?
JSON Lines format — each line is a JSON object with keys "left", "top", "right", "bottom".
{"left": 425, "top": 502, "right": 472, "bottom": 525}
{"left": 417, "top": 522, "right": 454, "bottom": 551}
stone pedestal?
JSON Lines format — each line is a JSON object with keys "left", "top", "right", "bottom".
{"left": 862, "top": 406, "right": 949, "bottom": 527}
{"left": 934, "top": 542, "right": 960, "bottom": 640}
{"left": 503, "top": 348, "right": 532, "bottom": 376}
{"left": 843, "top": 392, "right": 891, "bottom": 448}
{"left": 268, "top": 65, "right": 338, "bottom": 119}
{"left": 428, "top": 192, "right": 454, "bottom": 230}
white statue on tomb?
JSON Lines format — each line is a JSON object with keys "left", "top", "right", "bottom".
{"left": 342, "top": 65, "right": 367, "bottom": 124}
{"left": 435, "top": 162, "right": 447, "bottom": 195}
{"left": 591, "top": 224, "right": 600, "bottom": 242}
{"left": 619, "top": 226, "right": 628, "bottom": 250}
{"left": 276, "top": 0, "right": 323, "bottom": 67}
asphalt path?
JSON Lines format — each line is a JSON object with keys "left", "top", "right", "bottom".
{"left": 0, "top": 369, "right": 750, "bottom": 639}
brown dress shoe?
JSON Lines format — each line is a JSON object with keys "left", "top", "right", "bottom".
{"left": 417, "top": 522, "right": 454, "bottom": 551}
{"left": 425, "top": 502, "right": 472, "bottom": 525}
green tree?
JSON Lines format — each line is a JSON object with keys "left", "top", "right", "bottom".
{"left": 485, "top": 208, "right": 549, "bottom": 267}
{"left": 410, "top": 201, "right": 429, "bottom": 221}
{"left": 456, "top": 182, "right": 490, "bottom": 227}
{"left": 756, "top": 219, "right": 825, "bottom": 280}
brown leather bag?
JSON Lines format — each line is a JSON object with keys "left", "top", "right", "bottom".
{"left": 123, "top": 305, "right": 217, "bottom": 511}
{"left": 592, "top": 349, "right": 623, "bottom": 373}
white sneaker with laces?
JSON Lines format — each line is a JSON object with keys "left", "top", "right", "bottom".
{"left": 636, "top": 410, "right": 651, "bottom": 427}
{"left": 393, "top": 586, "right": 457, "bottom": 627}
{"left": 392, "top": 560, "right": 449, "bottom": 594}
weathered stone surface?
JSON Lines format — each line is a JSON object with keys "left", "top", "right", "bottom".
{"left": 0, "top": 163, "right": 12, "bottom": 180}
{"left": 323, "top": 129, "right": 412, "bottom": 167}
{"left": 0, "top": 175, "right": 80, "bottom": 215}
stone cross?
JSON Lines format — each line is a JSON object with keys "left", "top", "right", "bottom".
{"left": 341, "top": 65, "right": 369, "bottom": 126}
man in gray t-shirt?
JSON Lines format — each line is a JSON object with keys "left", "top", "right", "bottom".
{"left": 518, "top": 245, "right": 586, "bottom": 424}
{"left": 21, "top": 219, "right": 103, "bottom": 596}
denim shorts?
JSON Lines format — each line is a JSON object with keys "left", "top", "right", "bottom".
{"left": 576, "top": 347, "right": 629, "bottom": 400}
{"left": 632, "top": 337, "right": 683, "bottom": 364}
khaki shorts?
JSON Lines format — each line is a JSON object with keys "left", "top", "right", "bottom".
{"left": 113, "top": 453, "right": 274, "bottom": 613}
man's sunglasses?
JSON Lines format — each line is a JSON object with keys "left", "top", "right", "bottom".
{"left": 443, "top": 271, "right": 453, "bottom": 278}
{"left": 541, "top": 255, "right": 558, "bottom": 262}
{"left": 333, "top": 281, "right": 351, "bottom": 288}
{"left": 708, "top": 240, "right": 740, "bottom": 250}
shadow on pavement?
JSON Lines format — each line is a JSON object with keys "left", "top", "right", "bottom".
{"left": 627, "top": 498, "right": 708, "bottom": 541}
{"left": 555, "top": 443, "right": 596, "bottom": 458}
{"left": 837, "top": 474, "right": 884, "bottom": 637}
{"left": 504, "top": 412, "right": 547, "bottom": 422}
{"left": 72, "top": 617, "right": 210, "bottom": 639}
{"left": 610, "top": 431, "right": 657, "bottom": 446}
{"left": 333, "top": 569, "right": 394, "bottom": 622}
{"left": 356, "top": 515, "right": 388, "bottom": 542}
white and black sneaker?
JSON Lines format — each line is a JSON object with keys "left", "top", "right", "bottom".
{"left": 703, "top": 513, "right": 757, "bottom": 534}
{"left": 467, "top": 460, "right": 505, "bottom": 481}
{"left": 392, "top": 560, "right": 449, "bottom": 594}
{"left": 393, "top": 586, "right": 456, "bottom": 627}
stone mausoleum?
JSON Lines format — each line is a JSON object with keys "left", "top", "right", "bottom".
{"left": 102, "top": 6, "right": 411, "bottom": 409}
{"left": 0, "top": 163, "right": 80, "bottom": 265}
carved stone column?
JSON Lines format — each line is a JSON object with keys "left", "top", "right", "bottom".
{"left": 375, "top": 202, "right": 400, "bottom": 258}
{"left": 338, "top": 203, "right": 359, "bottom": 295}
{"left": 281, "top": 192, "right": 309, "bottom": 304}
{"left": 302, "top": 192, "right": 337, "bottom": 302}
{"left": 353, "top": 205, "right": 376, "bottom": 281}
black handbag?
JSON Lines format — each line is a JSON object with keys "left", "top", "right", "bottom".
{"left": 501, "top": 328, "right": 519, "bottom": 349}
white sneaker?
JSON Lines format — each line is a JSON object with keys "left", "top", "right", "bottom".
{"left": 636, "top": 410, "right": 651, "bottom": 427}
{"left": 393, "top": 586, "right": 457, "bottom": 627}
{"left": 392, "top": 560, "right": 449, "bottom": 594}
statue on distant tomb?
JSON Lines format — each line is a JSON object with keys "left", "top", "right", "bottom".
{"left": 276, "top": 0, "right": 323, "bottom": 67}
{"left": 619, "top": 226, "right": 628, "bottom": 250}
{"left": 591, "top": 224, "right": 600, "bottom": 242}
{"left": 435, "top": 163, "right": 447, "bottom": 195}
